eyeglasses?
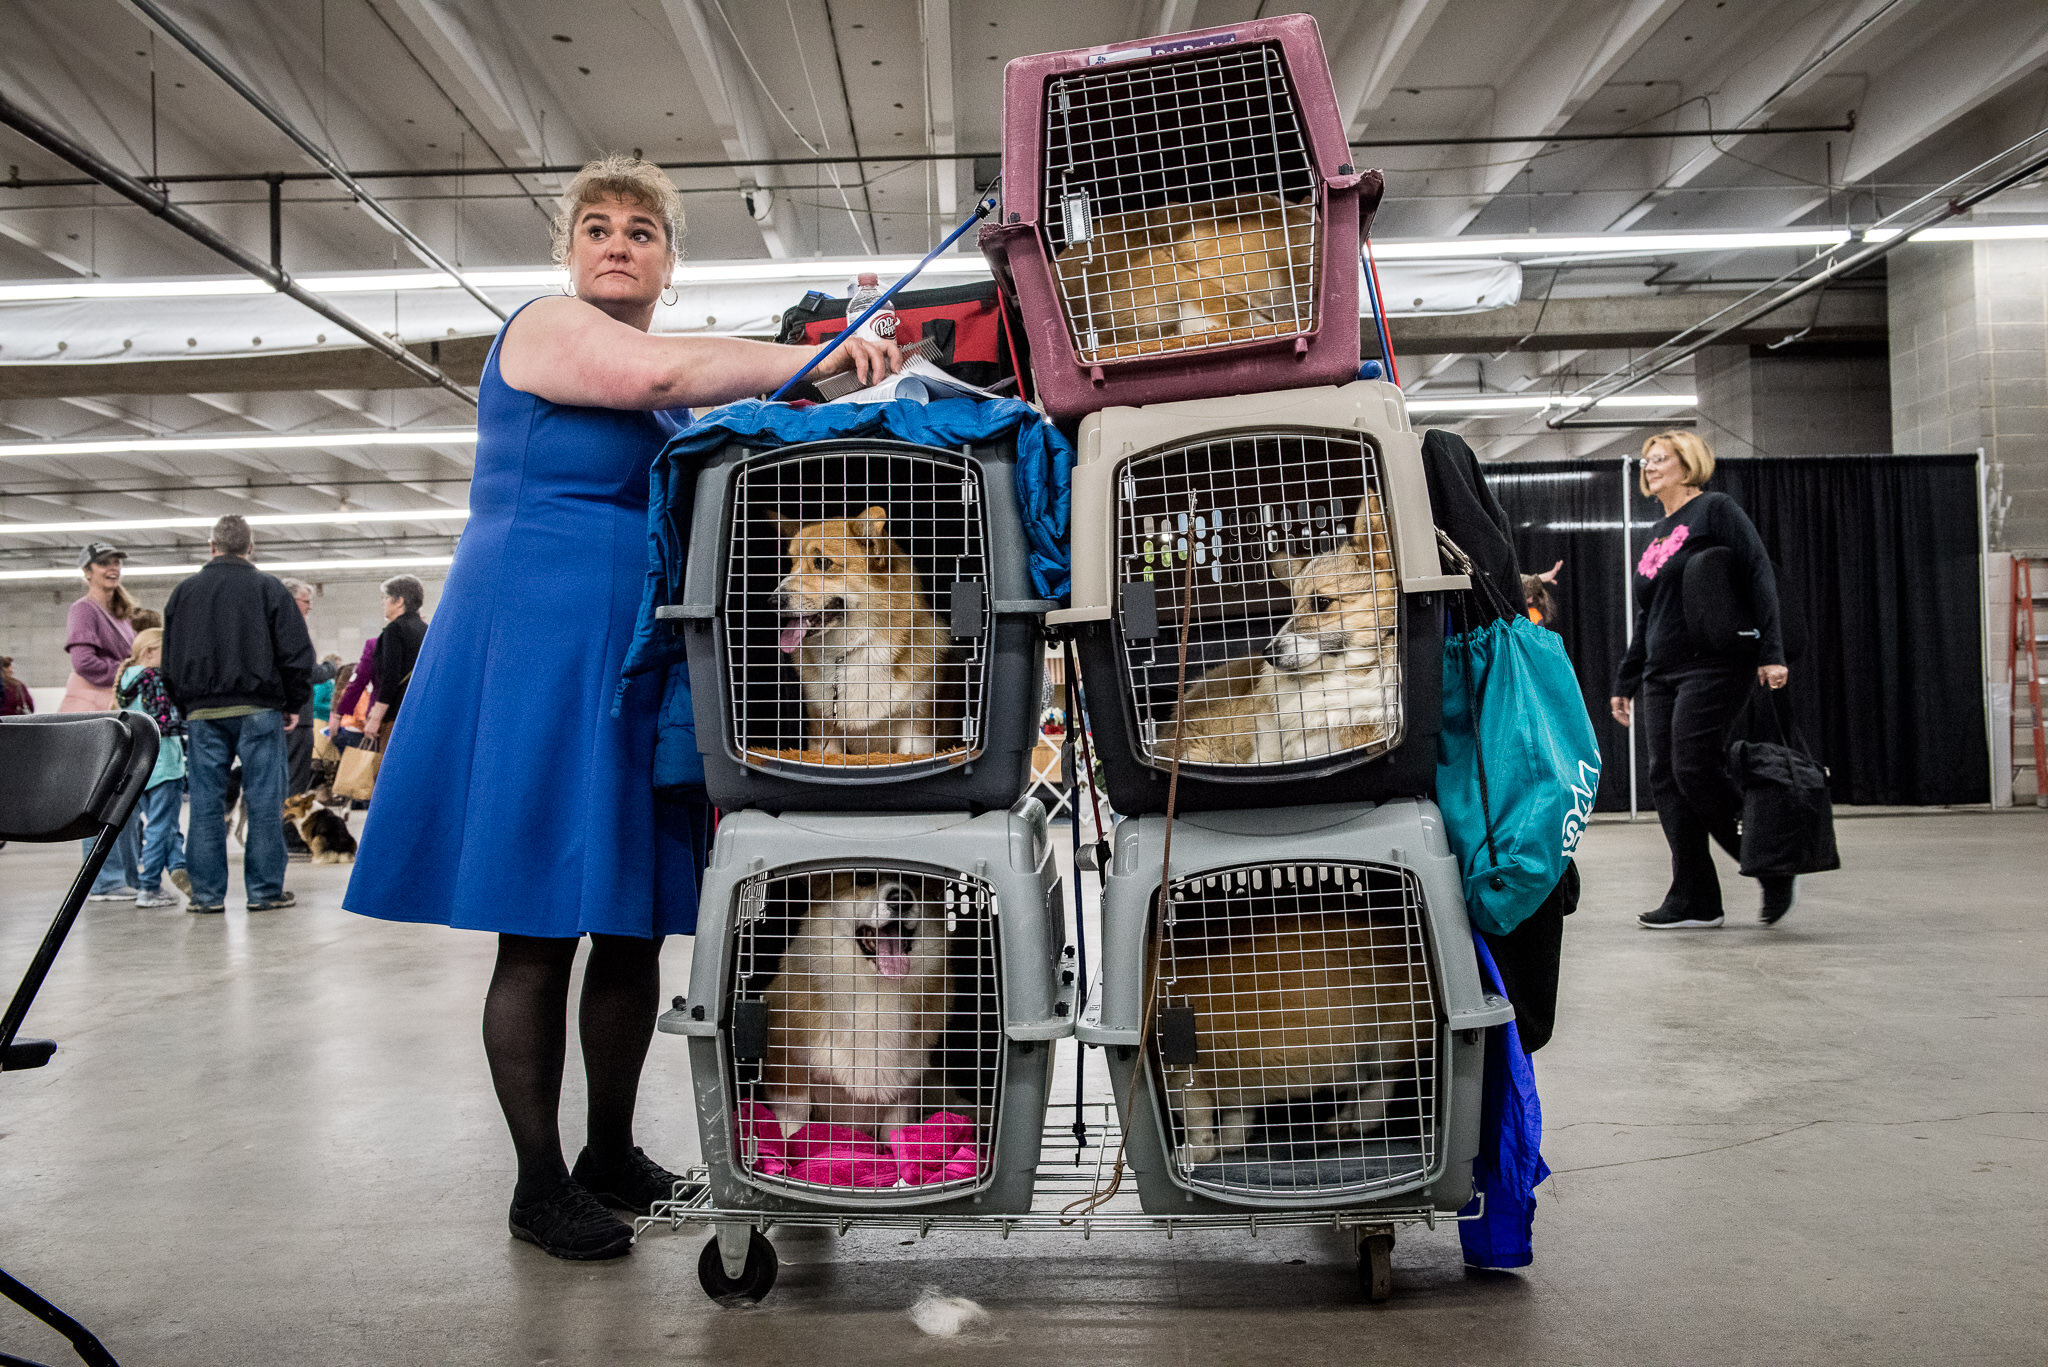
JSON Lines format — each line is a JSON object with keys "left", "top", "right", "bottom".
{"left": 1640, "top": 450, "right": 1677, "bottom": 468}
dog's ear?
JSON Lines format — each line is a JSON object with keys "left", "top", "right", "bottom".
{"left": 769, "top": 512, "right": 805, "bottom": 544}
{"left": 853, "top": 505, "right": 889, "bottom": 544}
{"left": 1350, "top": 490, "right": 1389, "bottom": 547}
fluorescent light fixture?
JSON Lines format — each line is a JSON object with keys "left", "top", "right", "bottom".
{"left": 0, "top": 553, "right": 455, "bottom": 582}
{"left": 0, "top": 508, "right": 471, "bottom": 537}
{"left": 1406, "top": 393, "right": 1696, "bottom": 412}
{"left": 0, "top": 227, "right": 1899, "bottom": 306}
{"left": 1371, "top": 229, "right": 1850, "bottom": 259}
{"left": 1862, "top": 223, "right": 2048, "bottom": 243}
{"left": 0, "top": 429, "right": 478, "bottom": 460}
{"left": 0, "top": 277, "right": 277, "bottom": 303}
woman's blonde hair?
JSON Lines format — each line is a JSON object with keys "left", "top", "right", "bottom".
{"left": 550, "top": 154, "right": 686, "bottom": 269}
{"left": 122, "top": 627, "right": 163, "bottom": 674}
{"left": 1639, "top": 429, "right": 1715, "bottom": 496}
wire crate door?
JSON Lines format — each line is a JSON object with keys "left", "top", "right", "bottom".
{"left": 1151, "top": 860, "right": 1441, "bottom": 1201}
{"left": 1114, "top": 431, "right": 1404, "bottom": 772}
{"left": 1042, "top": 42, "right": 1321, "bottom": 364}
{"left": 724, "top": 865, "right": 1005, "bottom": 1200}
{"left": 722, "top": 447, "right": 992, "bottom": 775}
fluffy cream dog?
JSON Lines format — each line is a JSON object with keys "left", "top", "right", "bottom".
{"left": 761, "top": 873, "right": 955, "bottom": 1140}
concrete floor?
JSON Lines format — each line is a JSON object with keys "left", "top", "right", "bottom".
{"left": 1, "top": 810, "right": 2043, "bottom": 1366}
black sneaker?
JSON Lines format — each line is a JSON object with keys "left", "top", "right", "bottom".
{"left": 1760, "top": 877, "right": 1798, "bottom": 925}
{"left": 1638, "top": 903, "right": 1724, "bottom": 930}
{"left": 508, "top": 1179, "right": 634, "bottom": 1260}
{"left": 247, "top": 892, "right": 297, "bottom": 912}
{"left": 187, "top": 902, "right": 226, "bottom": 915}
{"left": 571, "top": 1145, "right": 696, "bottom": 1216}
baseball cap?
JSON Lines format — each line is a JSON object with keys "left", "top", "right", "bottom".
{"left": 77, "top": 541, "right": 126, "bottom": 568}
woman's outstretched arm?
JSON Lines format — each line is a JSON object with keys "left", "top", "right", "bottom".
{"left": 498, "top": 295, "right": 900, "bottom": 410}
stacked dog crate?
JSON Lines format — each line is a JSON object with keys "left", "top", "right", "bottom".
{"left": 656, "top": 423, "right": 1070, "bottom": 1298}
{"left": 981, "top": 15, "right": 1512, "bottom": 1257}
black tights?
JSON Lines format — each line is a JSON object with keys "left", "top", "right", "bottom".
{"left": 482, "top": 933, "right": 663, "bottom": 1204}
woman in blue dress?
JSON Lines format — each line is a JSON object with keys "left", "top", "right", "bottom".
{"left": 346, "top": 155, "right": 900, "bottom": 1260}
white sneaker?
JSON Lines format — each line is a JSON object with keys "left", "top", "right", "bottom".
{"left": 135, "top": 889, "right": 180, "bottom": 909}
{"left": 86, "top": 886, "right": 139, "bottom": 902}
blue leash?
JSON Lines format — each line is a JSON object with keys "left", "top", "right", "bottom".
{"left": 770, "top": 179, "right": 1004, "bottom": 401}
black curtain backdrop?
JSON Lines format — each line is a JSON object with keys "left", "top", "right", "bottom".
{"left": 1488, "top": 453, "right": 1987, "bottom": 809}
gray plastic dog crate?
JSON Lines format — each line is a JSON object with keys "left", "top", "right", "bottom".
{"left": 1074, "top": 799, "right": 1511, "bottom": 1216}
{"left": 661, "top": 801, "right": 1074, "bottom": 1216}
{"left": 1049, "top": 382, "right": 1467, "bottom": 815}
{"left": 662, "top": 436, "right": 1053, "bottom": 814}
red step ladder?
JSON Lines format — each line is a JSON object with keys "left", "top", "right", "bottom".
{"left": 2012, "top": 555, "right": 2047, "bottom": 808}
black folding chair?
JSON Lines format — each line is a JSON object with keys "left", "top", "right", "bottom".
{"left": 1, "top": 712, "right": 158, "bottom": 1367}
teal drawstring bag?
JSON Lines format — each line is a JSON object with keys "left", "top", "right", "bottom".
{"left": 1436, "top": 534, "right": 1601, "bottom": 936}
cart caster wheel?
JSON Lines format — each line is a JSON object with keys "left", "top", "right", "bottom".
{"left": 698, "top": 1230, "right": 777, "bottom": 1306}
{"left": 1358, "top": 1232, "right": 1395, "bottom": 1303}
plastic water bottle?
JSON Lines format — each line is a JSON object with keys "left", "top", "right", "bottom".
{"left": 846, "top": 272, "right": 899, "bottom": 342}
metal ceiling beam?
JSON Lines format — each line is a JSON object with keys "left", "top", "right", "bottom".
{"left": 122, "top": 0, "right": 505, "bottom": 323}
{"left": 1604, "top": 0, "right": 1924, "bottom": 231}
{"left": 0, "top": 125, "right": 1861, "bottom": 191}
{"left": 1329, "top": 0, "right": 1455, "bottom": 136}
{"left": 0, "top": 92, "right": 477, "bottom": 407}
{"left": 1553, "top": 136, "right": 2048, "bottom": 422}
{"left": 1838, "top": 5, "right": 2048, "bottom": 181}
{"left": 661, "top": 0, "right": 790, "bottom": 257}
{"left": 1406, "top": 0, "right": 1688, "bottom": 237}
{"left": 921, "top": 0, "right": 958, "bottom": 227}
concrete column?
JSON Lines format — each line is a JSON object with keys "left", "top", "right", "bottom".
{"left": 1694, "top": 341, "right": 1891, "bottom": 459}
{"left": 1889, "top": 238, "right": 2048, "bottom": 552}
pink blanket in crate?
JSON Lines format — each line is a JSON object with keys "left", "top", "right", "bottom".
{"left": 735, "top": 1100, "right": 979, "bottom": 1187}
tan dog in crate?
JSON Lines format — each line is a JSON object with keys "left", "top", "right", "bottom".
{"left": 1053, "top": 192, "right": 1315, "bottom": 357}
{"left": 1162, "top": 492, "right": 1401, "bottom": 765}
{"left": 772, "top": 506, "right": 964, "bottom": 758}
{"left": 1159, "top": 912, "right": 1430, "bottom": 1168}
{"left": 761, "top": 873, "right": 956, "bottom": 1140}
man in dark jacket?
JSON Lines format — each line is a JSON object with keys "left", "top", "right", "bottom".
{"left": 163, "top": 515, "right": 315, "bottom": 914}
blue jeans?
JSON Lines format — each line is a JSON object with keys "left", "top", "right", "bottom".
{"left": 186, "top": 712, "right": 289, "bottom": 906}
{"left": 84, "top": 809, "right": 141, "bottom": 894}
{"left": 137, "top": 778, "right": 187, "bottom": 893}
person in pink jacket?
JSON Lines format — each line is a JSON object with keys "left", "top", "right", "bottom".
{"left": 62, "top": 541, "right": 139, "bottom": 713}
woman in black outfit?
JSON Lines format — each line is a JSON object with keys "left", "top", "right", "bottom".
{"left": 1609, "top": 431, "right": 1795, "bottom": 928}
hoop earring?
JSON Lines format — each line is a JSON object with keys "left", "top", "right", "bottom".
{"left": 660, "top": 284, "right": 680, "bottom": 307}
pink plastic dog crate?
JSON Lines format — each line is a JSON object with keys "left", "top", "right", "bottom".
{"left": 980, "top": 15, "right": 1382, "bottom": 420}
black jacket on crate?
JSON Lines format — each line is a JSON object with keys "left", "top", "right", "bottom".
{"left": 1421, "top": 428, "right": 1575, "bottom": 1053}
{"left": 162, "top": 554, "right": 317, "bottom": 717}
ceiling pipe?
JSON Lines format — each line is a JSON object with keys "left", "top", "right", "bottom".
{"left": 122, "top": 0, "right": 505, "bottom": 323}
{"left": 0, "top": 123, "right": 1857, "bottom": 191}
{"left": 1549, "top": 138, "right": 2048, "bottom": 426}
{"left": 0, "top": 92, "right": 477, "bottom": 406}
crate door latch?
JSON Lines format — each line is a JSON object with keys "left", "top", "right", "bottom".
{"left": 730, "top": 998, "right": 770, "bottom": 1062}
{"left": 1158, "top": 1005, "right": 1199, "bottom": 1066}
{"left": 948, "top": 581, "right": 987, "bottom": 641}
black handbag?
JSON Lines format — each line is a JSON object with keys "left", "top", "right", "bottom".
{"left": 1727, "top": 686, "right": 1840, "bottom": 878}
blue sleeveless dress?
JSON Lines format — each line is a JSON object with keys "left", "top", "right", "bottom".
{"left": 345, "top": 301, "right": 711, "bottom": 939}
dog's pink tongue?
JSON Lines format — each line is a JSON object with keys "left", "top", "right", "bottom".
{"left": 876, "top": 932, "right": 913, "bottom": 979}
{"left": 778, "top": 616, "right": 814, "bottom": 654}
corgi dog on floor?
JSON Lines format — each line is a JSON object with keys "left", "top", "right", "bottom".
{"left": 281, "top": 791, "right": 357, "bottom": 865}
